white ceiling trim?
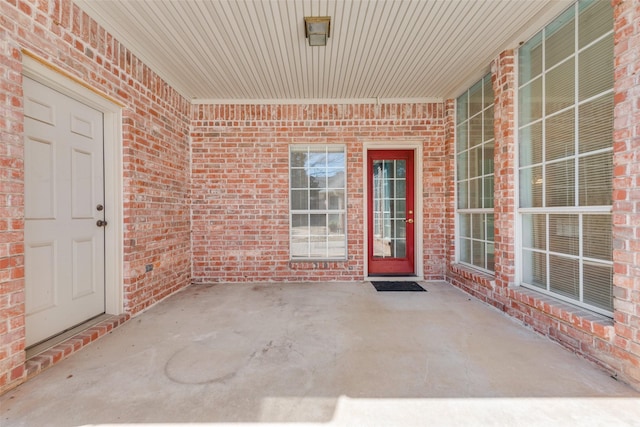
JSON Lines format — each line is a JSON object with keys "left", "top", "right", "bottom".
{"left": 192, "top": 97, "right": 443, "bottom": 105}
{"left": 74, "top": 0, "right": 574, "bottom": 103}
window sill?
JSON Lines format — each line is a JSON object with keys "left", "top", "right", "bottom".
{"left": 507, "top": 286, "right": 614, "bottom": 341}
{"left": 450, "top": 263, "right": 496, "bottom": 289}
{"left": 289, "top": 260, "right": 347, "bottom": 270}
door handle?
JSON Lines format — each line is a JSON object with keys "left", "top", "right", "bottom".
{"left": 405, "top": 218, "right": 414, "bottom": 224}
{"left": 96, "top": 220, "right": 108, "bottom": 227}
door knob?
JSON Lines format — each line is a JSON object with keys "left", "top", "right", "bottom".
{"left": 96, "top": 220, "right": 108, "bottom": 227}
{"left": 405, "top": 218, "right": 414, "bottom": 224}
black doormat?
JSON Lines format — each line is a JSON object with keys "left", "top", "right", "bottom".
{"left": 371, "top": 281, "right": 426, "bottom": 292}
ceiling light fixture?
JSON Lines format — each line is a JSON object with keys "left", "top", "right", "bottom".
{"left": 304, "top": 16, "right": 331, "bottom": 46}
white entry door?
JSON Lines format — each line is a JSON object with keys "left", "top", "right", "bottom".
{"left": 23, "top": 77, "right": 106, "bottom": 347}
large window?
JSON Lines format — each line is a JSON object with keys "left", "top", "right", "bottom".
{"left": 290, "top": 145, "right": 346, "bottom": 259}
{"left": 518, "top": 0, "right": 614, "bottom": 315}
{"left": 456, "top": 74, "right": 495, "bottom": 272}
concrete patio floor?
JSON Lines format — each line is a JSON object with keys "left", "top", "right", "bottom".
{"left": 1, "top": 281, "right": 639, "bottom": 426}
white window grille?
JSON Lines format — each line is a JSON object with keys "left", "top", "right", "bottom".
{"left": 518, "top": 0, "right": 614, "bottom": 315}
{"left": 456, "top": 74, "right": 495, "bottom": 272}
{"left": 290, "top": 145, "right": 347, "bottom": 260}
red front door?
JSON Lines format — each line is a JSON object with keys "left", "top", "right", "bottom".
{"left": 367, "top": 150, "right": 415, "bottom": 275}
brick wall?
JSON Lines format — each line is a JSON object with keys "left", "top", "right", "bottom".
{"left": 611, "top": 0, "right": 640, "bottom": 387}
{"left": 0, "top": 0, "right": 192, "bottom": 393}
{"left": 191, "top": 103, "right": 447, "bottom": 282}
{"left": 0, "top": 25, "right": 27, "bottom": 393}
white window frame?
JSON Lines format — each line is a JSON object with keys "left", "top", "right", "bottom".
{"left": 289, "top": 144, "right": 347, "bottom": 260}
{"left": 456, "top": 74, "right": 495, "bottom": 273}
{"left": 516, "top": 0, "right": 614, "bottom": 316}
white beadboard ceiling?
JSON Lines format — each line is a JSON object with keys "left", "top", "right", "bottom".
{"left": 74, "top": 0, "right": 573, "bottom": 103}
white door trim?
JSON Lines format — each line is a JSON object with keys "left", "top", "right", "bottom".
{"left": 363, "top": 141, "right": 424, "bottom": 280}
{"left": 22, "top": 56, "right": 124, "bottom": 315}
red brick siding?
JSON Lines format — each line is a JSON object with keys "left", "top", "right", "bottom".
{"left": 0, "top": 26, "right": 27, "bottom": 392}
{"left": 191, "top": 103, "right": 447, "bottom": 282}
{"left": 611, "top": 0, "right": 640, "bottom": 387}
{"left": 0, "top": 0, "right": 191, "bottom": 393}
{"left": 443, "top": 99, "right": 456, "bottom": 270}
{"left": 491, "top": 51, "right": 517, "bottom": 293}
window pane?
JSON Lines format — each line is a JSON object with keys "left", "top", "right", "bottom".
{"left": 546, "top": 159, "right": 575, "bottom": 207}
{"left": 457, "top": 92, "right": 468, "bottom": 123}
{"left": 309, "top": 235, "right": 327, "bottom": 258}
{"left": 456, "top": 123, "right": 468, "bottom": 152}
{"left": 549, "top": 254, "right": 579, "bottom": 299}
{"left": 486, "top": 214, "right": 495, "bottom": 241}
{"left": 579, "top": 34, "right": 613, "bottom": 101}
{"left": 290, "top": 147, "right": 308, "bottom": 167}
{"left": 583, "top": 263, "right": 613, "bottom": 311}
{"left": 291, "top": 169, "right": 308, "bottom": 188}
{"left": 519, "top": 122, "right": 543, "bottom": 166}
{"left": 519, "top": 78, "right": 543, "bottom": 126}
{"left": 328, "top": 213, "right": 344, "bottom": 235}
{"left": 486, "top": 243, "right": 495, "bottom": 271}
{"left": 545, "top": 7, "right": 575, "bottom": 69}
{"left": 579, "top": 0, "right": 613, "bottom": 49}
{"left": 468, "top": 146, "right": 481, "bottom": 178}
{"left": 291, "top": 189, "right": 308, "bottom": 210}
{"left": 460, "top": 213, "right": 471, "bottom": 238}
{"left": 395, "top": 180, "right": 405, "bottom": 199}
{"left": 469, "top": 177, "right": 482, "bottom": 209}
{"left": 523, "top": 250, "right": 547, "bottom": 289}
{"left": 469, "top": 114, "right": 483, "bottom": 148}
{"left": 484, "top": 106, "right": 494, "bottom": 142}
{"left": 327, "top": 170, "right": 344, "bottom": 189}
{"left": 483, "top": 75, "right": 493, "bottom": 109}
{"left": 292, "top": 213, "right": 309, "bottom": 229}
{"left": 472, "top": 240, "right": 485, "bottom": 269}
{"left": 584, "top": 214, "right": 612, "bottom": 261}
{"left": 519, "top": 166, "right": 543, "bottom": 208}
{"left": 327, "top": 190, "right": 345, "bottom": 210}
{"left": 483, "top": 141, "right": 495, "bottom": 175}
{"left": 458, "top": 181, "right": 468, "bottom": 209}
{"left": 483, "top": 176, "right": 494, "bottom": 209}
{"left": 549, "top": 214, "right": 579, "bottom": 256}
{"left": 460, "top": 238, "right": 471, "bottom": 264}
{"left": 469, "top": 80, "right": 483, "bottom": 117}
{"left": 472, "top": 214, "right": 485, "bottom": 240}
{"left": 579, "top": 93, "right": 613, "bottom": 154}
{"left": 519, "top": 32, "right": 543, "bottom": 83}
{"left": 394, "top": 238, "right": 406, "bottom": 258}
{"left": 457, "top": 151, "right": 468, "bottom": 181}
{"left": 522, "top": 214, "right": 546, "bottom": 250}
{"left": 291, "top": 236, "right": 309, "bottom": 258}
{"left": 545, "top": 108, "right": 575, "bottom": 161}
{"left": 310, "top": 213, "right": 326, "bottom": 231}
{"left": 546, "top": 58, "right": 575, "bottom": 115}
{"left": 314, "top": 175, "right": 328, "bottom": 191}
{"left": 579, "top": 151, "right": 612, "bottom": 206}
{"left": 394, "top": 219, "right": 406, "bottom": 239}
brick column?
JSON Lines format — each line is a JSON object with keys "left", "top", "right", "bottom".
{"left": 0, "top": 32, "right": 26, "bottom": 393}
{"left": 444, "top": 99, "right": 456, "bottom": 269}
{"left": 611, "top": 0, "right": 640, "bottom": 388}
{"left": 492, "top": 50, "right": 516, "bottom": 293}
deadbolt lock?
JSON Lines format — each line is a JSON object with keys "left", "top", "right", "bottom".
{"left": 96, "top": 204, "right": 104, "bottom": 211}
